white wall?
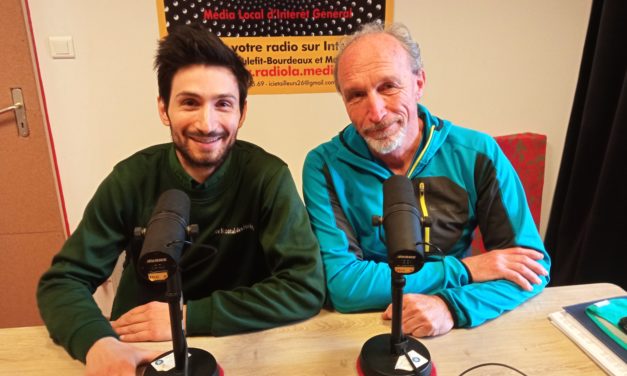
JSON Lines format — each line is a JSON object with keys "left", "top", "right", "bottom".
{"left": 29, "top": 0, "right": 591, "bottom": 236}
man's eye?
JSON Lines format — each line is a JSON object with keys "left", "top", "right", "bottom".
{"left": 217, "top": 100, "right": 234, "bottom": 108}
{"left": 347, "top": 92, "right": 364, "bottom": 102}
{"left": 181, "top": 99, "right": 197, "bottom": 107}
{"left": 380, "top": 83, "right": 398, "bottom": 91}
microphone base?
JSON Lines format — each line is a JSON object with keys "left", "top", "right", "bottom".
{"left": 144, "top": 347, "right": 222, "bottom": 376}
{"left": 357, "top": 334, "right": 435, "bottom": 376}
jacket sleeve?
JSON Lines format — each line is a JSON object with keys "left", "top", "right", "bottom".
{"left": 37, "top": 173, "right": 128, "bottom": 362}
{"left": 186, "top": 166, "right": 325, "bottom": 335}
{"left": 302, "top": 149, "right": 472, "bottom": 313}
{"left": 436, "top": 140, "right": 551, "bottom": 328}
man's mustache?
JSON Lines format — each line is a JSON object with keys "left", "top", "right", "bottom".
{"left": 187, "top": 131, "right": 228, "bottom": 140}
{"left": 363, "top": 117, "right": 400, "bottom": 133}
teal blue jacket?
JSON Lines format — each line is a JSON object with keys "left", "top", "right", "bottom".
{"left": 302, "top": 104, "right": 550, "bottom": 328}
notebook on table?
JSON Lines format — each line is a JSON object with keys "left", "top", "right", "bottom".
{"left": 548, "top": 296, "right": 627, "bottom": 375}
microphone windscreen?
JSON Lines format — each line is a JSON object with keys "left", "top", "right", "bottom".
{"left": 383, "top": 175, "right": 416, "bottom": 213}
{"left": 151, "top": 189, "right": 191, "bottom": 224}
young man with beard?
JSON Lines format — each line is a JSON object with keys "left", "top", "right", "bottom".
{"left": 303, "top": 22, "right": 550, "bottom": 337}
{"left": 37, "top": 26, "right": 325, "bottom": 375}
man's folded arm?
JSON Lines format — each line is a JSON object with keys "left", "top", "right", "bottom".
{"left": 436, "top": 260, "right": 550, "bottom": 328}
{"left": 303, "top": 151, "right": 471, "bottom": 313}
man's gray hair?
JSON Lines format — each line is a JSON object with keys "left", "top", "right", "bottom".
{"left": 333, "top": 22, "right": 423, "bottom": 92}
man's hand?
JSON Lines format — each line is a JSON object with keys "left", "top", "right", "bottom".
{"left": 85, "top": 336, "right": 161, "bottom": 376}
{"left": 382, "top": 294, "right": 454, "bottom": 337}
{"left": 461, "top": 247, "right": 548, "bottom": 291}
{"left": 111, "top": 301, "right": 185, "bottom": 342}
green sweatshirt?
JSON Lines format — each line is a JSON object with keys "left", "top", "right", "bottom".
{"left": 37, "top": 141, "right": 325, "bottom": 362}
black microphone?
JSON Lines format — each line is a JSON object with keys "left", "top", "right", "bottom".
{"left": 383, "top": 175, "right": 425, "bottom": 275}
{"left": 137, "top": 189, "right": 190, "bottom": 283}
{"left": 134, "top": 189, "right": 221, "bottom": 376}
{"left": 358, "top": 175, "right": 434, "bottom": 376}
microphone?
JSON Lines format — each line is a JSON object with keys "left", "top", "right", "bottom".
{"left": 383, "top": 175, "right": 425, "bottom": 275}
{"left": 134, "top": 189, "right": 221, "bottom": 376}
{"left": 358, "top": 176, "right": 434, "bottom": 376}
{"left": 137, "top": 189, "right": 190, "bottom": 283}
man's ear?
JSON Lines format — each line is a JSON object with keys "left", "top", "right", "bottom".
{"left": 237, "top": 100, "right": 248, "bottom": 130}
{"left": 158, "top": 97, "right": 170, "bottom": 126}
{"left": 415, "top": 70, "right": 426, "bottom": 101}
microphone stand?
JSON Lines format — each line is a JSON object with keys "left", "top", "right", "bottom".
{"left": 144, "top": 266, "right": 220, "bottom": 376}
{"left": 390, "top": 272, "right": 408, "bottom": 355}
{"left": 144, "top": 267, "right": 223, "bottom": 376}
{"left": 135, "top": 225, "right": 221, "bottom": 376}
{"left": 167, "top": 271, "right": 188, "bottom": 373}
{"left": 357, "top": 270, "right": 434, "bottom": 376}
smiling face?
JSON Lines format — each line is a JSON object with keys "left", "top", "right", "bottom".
{"left": 336, "top": 33, "right": 425, "bottom": 159}
{"left": 158, "top": 64, "right": 247, "bottom": 183}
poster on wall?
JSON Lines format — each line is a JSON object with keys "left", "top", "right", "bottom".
{"left": 156, "top": 0, "right": 394, "bottom": 94}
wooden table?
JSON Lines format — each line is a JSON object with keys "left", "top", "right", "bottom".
{"left": 0, "top": 283, "right": 624, "bottom": 375}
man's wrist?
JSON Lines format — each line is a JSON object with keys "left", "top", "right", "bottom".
{"left": 460, "top": 258, "right": 474, "bottom": 283}
{"left": 433, "top": 293, "right": 459, "bottom": 328}
{"left": 86, "top": 336, "right": 119, "bottom": 359}
{"left": 70, "top": 319, "right": 119, "bottom": 363}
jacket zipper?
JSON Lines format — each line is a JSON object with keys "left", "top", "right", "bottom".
{"left": 418, "top": 182, "right": 430, "bottom": 254}
{"left": 407, "top": 124, "right": 436, "bottom": 176}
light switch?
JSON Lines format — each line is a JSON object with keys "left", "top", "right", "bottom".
{"left": 49, "top": 36, "right": 75, "bottom": 59}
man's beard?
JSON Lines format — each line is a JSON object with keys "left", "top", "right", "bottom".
{"left": 173, "top": 130, "right": 235, "bottom": 170}
{"left": 363, "top": 119, "right": 407, "bottom": 155}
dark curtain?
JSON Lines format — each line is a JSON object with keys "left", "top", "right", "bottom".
{"left": 545, "top": 0, "right": 627, "bottom": 289}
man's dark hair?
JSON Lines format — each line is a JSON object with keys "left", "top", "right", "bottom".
{"left": 155, "top": 25, "right": 253, "bottom": 112}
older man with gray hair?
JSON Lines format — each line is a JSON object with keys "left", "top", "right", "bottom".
{"left": 303, "top": 21, "right": 550, "bottom": 336}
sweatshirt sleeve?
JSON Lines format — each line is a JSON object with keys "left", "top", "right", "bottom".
{"left": 302, "top": 149, "right": 472, "bottom": 313}
{"left": 36, "top": 173, "right": 129, "bottom": 362}
{"left": 436, "top": 140, "right": 551, "bottom": 328}
{"left": 186, "top": 165, "right": 325, "bottom": 335}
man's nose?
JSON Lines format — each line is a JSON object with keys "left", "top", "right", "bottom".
{"left": 366, "top": 94, "right": 386, "bottom": 123}
{"left": 197, "top": 106, "right": 216, "bottom": 132}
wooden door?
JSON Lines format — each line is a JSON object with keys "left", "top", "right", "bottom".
{"left": 0, "top": 0, "right": 68, "bottom": 327}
